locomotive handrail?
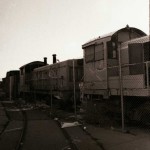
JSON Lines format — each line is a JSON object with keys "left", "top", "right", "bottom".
{"left": 107, "top": 62, "right": 146, "bottom": 69}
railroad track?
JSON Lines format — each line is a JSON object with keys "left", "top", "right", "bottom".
{"left": 0, "top": 101, "right": 104, "bottom": 150}
{"left": 15, "top": 110, "right": 27, "bottom": 150}
{"left": 0, "top": 101, "right": 26, "bottom": 150}
{"left": 20, "top": 108, "right": 77, "bottom": 150}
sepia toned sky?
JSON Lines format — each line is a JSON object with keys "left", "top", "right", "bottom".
{"left": 0, "top": 0, "right": 149, "bottom": 79}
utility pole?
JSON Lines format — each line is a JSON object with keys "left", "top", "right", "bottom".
{"left": 49, "top": 69, "right": 53, "bottom": 114}
{"left": 50, "top": 83, "right": 52, "bottom": 114}
{"left": 73, "top": 59, "right": 77, "bottom": 119}
{"left": 118, "top": 42, "right": 124, "bottom": 132}
{"left": 9, "top": 76, "right": 12, "bottom": 101}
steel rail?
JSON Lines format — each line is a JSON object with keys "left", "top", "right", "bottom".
{"left": 15, "top": 110, "right": 27, "bottom": 150}
{"left": 0, "top": 102, "right": 10, "bottom": 136}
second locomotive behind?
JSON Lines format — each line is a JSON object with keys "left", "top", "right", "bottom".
{"left": 19, "top": 54, "right": 83, "bottom": 109}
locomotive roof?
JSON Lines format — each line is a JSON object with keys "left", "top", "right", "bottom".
{"left": 34, "top": 58, "right": 82, "bottom": 71}
{"left": 128, "top": 35, "right": 150, "bottom": 44}
{"left": 121, "top": 35, "right": 150, "bottom": 48}
{"left": 82, "top": 26, "right": 146, "bottom": 48}
{"left": 20, "top": 61, "right": 45, "bottom": 69}
{"left": 83, "top": 31, "right": 115, "bottom": 46}
{"left": 6, "top": 70, "right": 19, "bottom": 77}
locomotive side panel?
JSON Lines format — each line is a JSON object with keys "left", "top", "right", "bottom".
{"left": 33, "top": 61, "right": 68, "bottom": 93}
{"left": 83, "top": 36, "right": 111, "bottom": 98}
{"left": 32, "top": 59, "right": 83, "bottom": 105}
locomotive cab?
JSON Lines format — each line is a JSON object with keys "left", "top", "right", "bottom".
{"left": 82, "top": 26, "right": 147, "bottom": 99}
{"left": 82, "top": 27, "right": 149, "bottom": 124}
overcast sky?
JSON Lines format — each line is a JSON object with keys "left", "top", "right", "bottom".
{"left": 0, "top": 0, "right": 149, "bottom": 79}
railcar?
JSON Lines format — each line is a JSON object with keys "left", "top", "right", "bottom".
{"left": 32, "top": 55, "right": 83, "bottom": 108}
{"left": 4, "top": 70, "right": 20, "bottom": 100}
{"left": 0, "top": 78, "right": 6, "bottom": 99}
{"left": 19, "top": 58, "right": 47, "bottom": 99}
{"left": 0, "top": 78, "right": 5, "bottom": 92}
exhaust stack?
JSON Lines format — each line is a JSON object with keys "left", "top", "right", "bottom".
{"left": 52, "top": 54, "right": 56, "bottom": 64}
{"left": 44, "top": 57, "right": 47, "bottom": 65}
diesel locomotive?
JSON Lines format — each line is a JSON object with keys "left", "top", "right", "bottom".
{"left": 82, "top": 25, "right": 149, "bottom": 98}
{"left": 81, "top": 25, "right": 150, "bottom": 122}
{"left": 19, "top": 54, "right": 83, "bottom": 108}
